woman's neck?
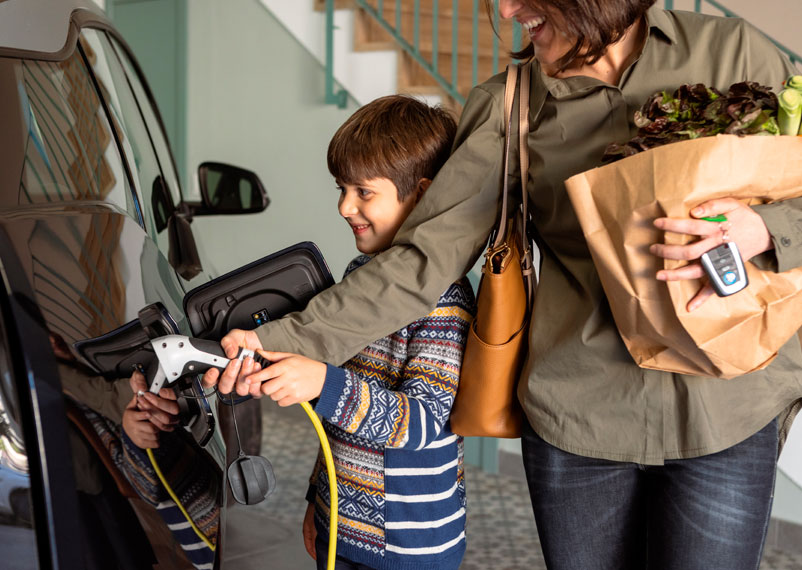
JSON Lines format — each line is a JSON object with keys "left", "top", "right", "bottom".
{"left": 548, "top": 17, "right": 647, "bottom": 85}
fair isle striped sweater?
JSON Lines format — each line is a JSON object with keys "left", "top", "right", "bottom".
{"left": 309, "top": 255, "right": 475, "bottom": 570}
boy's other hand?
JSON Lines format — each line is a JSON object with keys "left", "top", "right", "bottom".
{"left": 129, "top": 371, "right": 180, "bottom": 431}
{"left": 244, "top": 351, "right": 326, "bottom": 407}
{"left": 123, "top": 370, "right": 179, "bottom": 448}
{"left": 302, "top": 502, "right": 317, "bottom": 560}
{"left": 201, "top": 329, "right": 264, "bottom": 394}
{"left": 123, "top": 397, "right": 160, "bottom": 448}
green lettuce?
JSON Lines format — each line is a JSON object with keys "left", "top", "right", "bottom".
{"left": 603, "top": 82, "right": 780, "bottom": 162}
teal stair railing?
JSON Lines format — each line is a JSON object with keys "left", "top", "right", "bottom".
{"left": 324, "top": 0, "right": 802, "bottom": 108}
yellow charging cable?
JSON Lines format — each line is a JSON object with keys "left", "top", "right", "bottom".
{"left": 300, "top": 401, "right": 338, "bottom": 570}
{"left": 146, "top": 447, "right": 216, "bottom": 551}
{"left": 145, "top": 401, "right": 339, "bottom": 569}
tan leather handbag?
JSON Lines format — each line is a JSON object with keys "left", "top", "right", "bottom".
{"left": 450, "top": 63, "right": 534, "bottom": 438}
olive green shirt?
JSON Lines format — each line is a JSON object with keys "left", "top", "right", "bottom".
{"left": 258, "top": 7, "right": 802, "bottom": 464}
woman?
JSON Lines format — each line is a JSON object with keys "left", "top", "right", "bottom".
{"left": 207, "top": 1, "right": 802, "bottom": 568}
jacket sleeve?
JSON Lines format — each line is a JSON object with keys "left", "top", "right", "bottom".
{"left": 312, "top": 283, "right": 474, "bottom": 448}
{"left": 739, "top": 18, "right": 802, "bottom": 272}
{"left": 255, "top": 83, "right": 506, "bottom": 365}
{"left": 59, "top": 362, "right": 132, "bottom": 425}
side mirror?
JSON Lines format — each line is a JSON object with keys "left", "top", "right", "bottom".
{"left": 194, "top": 162, "right": 270, "bottom": 215}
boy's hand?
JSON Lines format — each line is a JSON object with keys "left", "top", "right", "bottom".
{"left": 123, "top": 371, "right": 179, "bottom": 448}
{"left": 201, "top": 329, "right": 264, "bottom": 394}
{"left": 243, "top": 351, "right": 326, "bottom": 407}
{"left": 123, "top": 397, "right": 161, "bottom": 448}
{"left": 129, "top": 371, "right": 180, "bottom": 430}
{"left": 302, "top": 502, "right": 317, "bottom": 560}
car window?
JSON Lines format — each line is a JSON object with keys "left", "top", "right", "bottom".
{"left": 79, "top": 29, "right": 175, "bottom": 250}
{"left": 107, "top": 34, "right": 182, "bottom": 216}
{"left": 0, "top": 320, "right": 37, "bottom": 569}
{"left": 5, "top": 51, "right": 139, "bottom": 220}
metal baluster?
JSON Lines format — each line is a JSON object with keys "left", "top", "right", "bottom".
{"left": 414, "top": 0, "right": 420, "bottom": 55}
{"left": 433, "top": 0, "right": 439, "bottom": 79}
{"left": 452, "top": 0, "right": 458, "bottom": 91}
{"left": 492, "top": 0, "right": 499, "bottom": 75}
{"left": 324, "top": 0, "right": 347, "bottom": 107}
{"left": 472, "top": 0, "right": 479, "bottom": 86}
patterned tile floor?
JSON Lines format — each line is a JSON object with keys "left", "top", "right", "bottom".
{"left": 226, "top": 401, "right": 802, "bottom": 570}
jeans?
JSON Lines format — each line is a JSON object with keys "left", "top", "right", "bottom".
{"left": 315, "top": 536, "right": 375, "bottom": 570}
{"left": 521, "top": 419, "right": 778, "bottom": 570}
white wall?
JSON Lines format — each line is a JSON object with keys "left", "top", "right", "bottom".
{"left": 184, "top": 0, "right": 363, "bottom": 280}
{"left": 258, "top": 0, "right": 399, "bottom": 107}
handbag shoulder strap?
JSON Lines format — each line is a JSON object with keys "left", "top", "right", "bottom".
{"left": 491, "top": 64, "right": 520, "bottom": 250}
{"left": 518, "top": 63, "right": 534, "bottom": 299}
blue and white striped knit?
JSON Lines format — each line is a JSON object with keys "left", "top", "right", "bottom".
{"left": 309, "top": 255, "right": 475, "bottom": 570}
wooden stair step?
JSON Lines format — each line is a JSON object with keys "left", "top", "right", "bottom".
{"left": 397, "top": 50, "right": 512, "bottom": 95}
{"left": 354, "top": 7, "right": 518, "bottom": 56}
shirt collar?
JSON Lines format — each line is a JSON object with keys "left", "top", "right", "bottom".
{"left": 646, "top": 4, "right": 677, "bottom": 45}
{"left": 539, "top": 5, "right": 676, "bottom": 98}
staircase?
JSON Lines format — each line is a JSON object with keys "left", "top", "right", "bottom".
{"left": 314, "top": 0, "right": 520, "bottom": 112}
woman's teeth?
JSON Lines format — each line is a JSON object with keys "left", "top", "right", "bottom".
{"left": 522, "top": 17, "right": 546, "bottom": 32}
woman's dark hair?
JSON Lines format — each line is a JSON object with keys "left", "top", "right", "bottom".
{"left": 485, "top": 0, "right": 657, "bottom": 72}
{"left": 327, "top": 95, "right": 457, "bottom": 201}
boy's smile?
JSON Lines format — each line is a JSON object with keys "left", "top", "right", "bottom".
{"left": 337, "top": 177, "right": 423, "bottom": 255}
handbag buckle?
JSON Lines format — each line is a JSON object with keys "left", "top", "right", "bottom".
{"left": 485, "top": 244, "right": 512, "bottom": 274}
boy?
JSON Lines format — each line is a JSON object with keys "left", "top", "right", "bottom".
{"left": 203, "top": 95, "right": 475, "bottom": 570}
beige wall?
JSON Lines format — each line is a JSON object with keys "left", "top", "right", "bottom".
{"left": 673, "top": 0, "right": 802, "bottom": 64}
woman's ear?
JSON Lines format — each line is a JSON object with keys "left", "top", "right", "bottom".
{"left": 416, "top": 178, "right": 432, "bottom": 204}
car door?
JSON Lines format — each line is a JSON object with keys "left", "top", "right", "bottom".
{"left": 0, "top": 21, "right": 227, "bottom": 567}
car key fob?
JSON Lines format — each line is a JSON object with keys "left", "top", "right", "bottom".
{"left": 700, "top": 242, "right": 748, "bottom": 297}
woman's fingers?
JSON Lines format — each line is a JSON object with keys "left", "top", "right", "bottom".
{"left": 256, "top": 350, "right": 294, "bottom": 363}
{"left": 201, "top": 367, "right": 220, "bottom": 390}
{"left": 654, "top": 216, "right": 723, "bottom": 237}
{"left": 689, "top": 198, "right": 741, "bottom": 220}
{"left": 650, "top": 235, "right": 721, "bottom": 262}
{"left": 216, "top": 358, "right": 243, "bottom": 395}
{"left": 687, "top": 283, "right": 716, "bottom": 312}
{"left": 656, "top": 262, "right": 705, "bottom": 282}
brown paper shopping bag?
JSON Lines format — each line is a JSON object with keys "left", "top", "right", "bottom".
{"left": 565, "top": 134, "right": 802, "bottom": 378}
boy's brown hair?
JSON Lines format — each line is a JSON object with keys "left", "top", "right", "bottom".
{"left": 485, "top": 0, "right": 656, "bottom": 72}
{"left": 327, "top": 95, "right": 457, "bottom": 201}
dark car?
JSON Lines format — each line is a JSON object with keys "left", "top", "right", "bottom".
{"left": 0, "top": 1, "right": 333, "bottom": 568}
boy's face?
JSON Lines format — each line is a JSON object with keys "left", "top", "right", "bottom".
{"left": 337, "top": 177, "right": 419, "bottom": 254}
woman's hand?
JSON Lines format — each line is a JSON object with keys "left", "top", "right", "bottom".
{"left": 200, "top": 329, "right": 264, "bottom": 396}
{"left": 302, "top": 502, "right": 317, "bottom": 560}
{"left": 650, "top": 198, "right": 773, "bottom": 311}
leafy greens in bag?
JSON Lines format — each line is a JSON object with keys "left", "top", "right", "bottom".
{"left": 603, "top": 82, "right": 780, "bottom": 162}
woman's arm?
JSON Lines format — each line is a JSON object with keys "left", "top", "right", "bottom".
{"left": 242, "top": 282, "right": 473, "bottom": 448}
{"left": 250, "top": 84, "right": 506, "bottom": 366}
{"left": 650, "top": 20, "right": 801, "bottom": 310}
{"left": 312, "top": 282, "right": 473, "bottom": 448}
